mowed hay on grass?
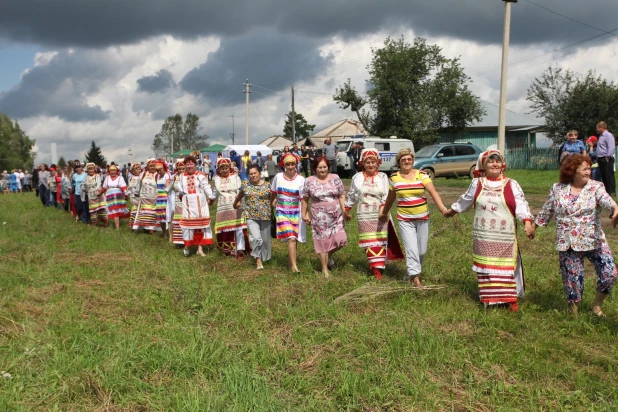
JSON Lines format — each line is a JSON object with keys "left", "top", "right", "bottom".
{"left": 1, "top": 170, "right": 618, "bottom": 410}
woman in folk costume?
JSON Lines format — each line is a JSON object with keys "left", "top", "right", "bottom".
{"left": 82, "top": 163, "right": 108, "bottom": 227}
{"left": 167, "top": 160, "right": 185, "bottom": 247}
{"left": 270, "top": 153, "right": 306, "bottom": 273}
{"left": 155, "top": 159, "right": 171, "bottom": 236}
{"left": 101, "top": 164, "right": 129, "bottom": 230}
{"left": 213, "top": 157, "right": 248, "bottom": 260}
{"left": 177, "top": 156, "right": 216, "bottom": 257}
{"left": 126, "top": 163, "right": 142, "bottom": 230}
{"left": 133, "top": 159, "right": 161, "bottom": 233}
{"left": 344, "top": 149, "right": 405, "bottom": 280}
{"left": 446, "top": 149, "right": 535, "bottom": 312}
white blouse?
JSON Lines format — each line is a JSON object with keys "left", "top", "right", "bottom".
{"left": 451, "top": 178, "right": 533, "bottom": 222}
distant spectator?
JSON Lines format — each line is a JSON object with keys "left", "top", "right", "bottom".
{"left": 596, "top": 121, "right": 616, "bottom": 196}
{"left": 559, "top": 130, "right": 586, "bottom": 164}
{"left": 586, "top": 136, "right": 601, "bottom": 181}
{"left": 322, "top": 138, "right": 338, "bottom": 174}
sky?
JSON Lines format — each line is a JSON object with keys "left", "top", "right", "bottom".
{"left": 0, "top": 0, "right": 617, "bottom": 164}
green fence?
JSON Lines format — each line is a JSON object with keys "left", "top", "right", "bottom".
{"left": 505, "top": 147, "right": 560, "bottom": 170}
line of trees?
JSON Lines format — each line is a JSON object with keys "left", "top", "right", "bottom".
{"left": 0, "top": 113, "right": 36, "bottom": 171}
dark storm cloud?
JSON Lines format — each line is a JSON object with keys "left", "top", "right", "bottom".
{"left": 136, "top": 69, "right": 177, "bottom": 93}
{"left": 180, "top": 29, "right": 332, "bottom": 104}
{"left": 0, "top": 50, "right": 115, "bottom": 121}
{"left": 1, "top": 0, "right": 617, "bottom": 48}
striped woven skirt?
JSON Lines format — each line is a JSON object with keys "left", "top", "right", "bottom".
{"left": 155, "top": 189, "right": 168, "bottom": 224}
{"left": 105, "top": 188, "right": 129, "bottom": 219}
{"left": 132, "top": 196, "right": 160, "bottom": 231}
{"left": 477, "top": 273, "right": 518, "bottom": 305}
{"left": 172, "top": 201, "right": 183, "bottom": 245}
{"left": 88, "top": 194, "right": 107, "bottom": 224}
{"left": 128, "top": 196, "right": 139, "bottom": 228}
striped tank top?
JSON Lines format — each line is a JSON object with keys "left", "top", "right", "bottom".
{"left": 389, "top": 171, "right": 432, "bottom": 221}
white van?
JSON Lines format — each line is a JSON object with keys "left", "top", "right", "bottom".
{"left": 335, "top": 136, "right": 414, "bottom": 176}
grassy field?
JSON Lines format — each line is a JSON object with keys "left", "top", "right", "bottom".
{"left": 1, "top": 170, "right": 618, "bottom": 410}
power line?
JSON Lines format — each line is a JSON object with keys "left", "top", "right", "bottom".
{"left": 522, "top": 0, "right": 618, "bottom": 38}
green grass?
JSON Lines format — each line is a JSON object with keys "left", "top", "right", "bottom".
{"left": 1, "top": 170, "right": 618, "bottom": 410}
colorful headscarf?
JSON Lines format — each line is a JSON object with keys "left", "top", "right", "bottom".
{"left": 130, "top": 162, "right": 141, "bottom": 172}
{"left": 86, "top": 162, "right": 96, "bottom": 170}
{"left": 281, "top": 153, "right": 299, "bottom": 165}
{"left": 155, "top": 159, "right": 168, "bottom": 173}
{"left": 107, "top": 164, "right": 119, "bottom": 174}
{"left": 474, "top": 149, "right": 506, "bottom": 178}
{"left": 216, "top": 158, "right": 233, "bottom": 176}
{"left": 359, "top": 148, "right": 381, "bottom": 167}
{"left": 146, "top": 158, "right": 156, "bottom": 167}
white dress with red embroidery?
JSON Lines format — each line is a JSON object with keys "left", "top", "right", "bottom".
{"left": 178, "top": 172, "right": 216, "bottom": 246}
{"left": 102, "top": 175, "right": 129, "bottom": 219}
{"left": 451, "top": 177, "right": 533, "bottom": 305}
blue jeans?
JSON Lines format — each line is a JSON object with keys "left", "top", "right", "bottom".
{"left": 75, "top": 195, "right": 90, "bottom": 223}
{"left": 39, "top": 185, "right": 49, "bottom": 206}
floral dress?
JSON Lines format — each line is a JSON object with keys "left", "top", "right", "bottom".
{"left": 303, "top": 174, "right": 348, "bottom": 254}
{"left": 240, "top": 180, "right": 271, "bottom": 221}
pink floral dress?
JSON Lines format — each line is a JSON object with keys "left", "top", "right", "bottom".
{"left": 303, "top": 174, "right": 348, "bottom": 254}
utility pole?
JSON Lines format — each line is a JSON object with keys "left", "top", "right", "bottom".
{"left": 243, "top": 79, "right": 251, "bottom": 145}
{"left": 291, "top": 85, "right": 296, "bottom": 144}
{"left": 128, "top": 148, "right": 133, "bottom": 164}
{"left": 229, "top": 115, "right": 235, "bottom": 145}
{"left": 497, "top": 0, "right": 517, "bottom": 153}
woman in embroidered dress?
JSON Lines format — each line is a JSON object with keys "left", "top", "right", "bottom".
{"left": 177, "top": 156, "right": 216, "bottom": 257}
{"left": 213, "top": 158, "right": 247, "bottom": 260}
{"left": 381, "top": 148, "right": 448, "bottom": 287}
{"left": 233, "top": 164, "right": 272, "bottom": 270}
{"left": 133, "top": 159, "right": 160, "bottom": 233}
{"left": 270, "top": 153, "right": 306, "bottom": 273}
{"left": 344, "top": 149, "right": 405, "bottom": 280}
{"left": 533, "top": 154, "right": 618, "bottom": 316}
{"left": 102, "top": 164, "right": 129, "bottom": 230}
{"left": 82, "top": 163, "right": 108, "bottom": 227}
{"left": 167, "top": 160, "right": 185, "bottom": 247}
{"left": 301, "top": 157, "right": 348, "bottom": 277}
{"left": 445, "top": 150, "right": 534, "bottom": 311}
{"left": 126, "top": 163, "right": 142, "bottom": 230}
{"left": 155, "top": 159, "right": 171, "bottom": 237}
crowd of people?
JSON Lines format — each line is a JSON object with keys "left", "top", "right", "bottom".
{"left": 0, "top": 169, "right": 31, "bottom": 193}
{"left": 21, "top": 121, "right": 618, "bottom": 316}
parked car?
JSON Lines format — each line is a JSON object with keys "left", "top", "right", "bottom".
{"left": 336, "top": 136, "right": 414, "bottom": 177}
{"left": 413, "top": 143, "right": 482, "bottom": 180}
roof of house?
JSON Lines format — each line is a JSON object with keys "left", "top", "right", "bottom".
{"left": 311, "top": 119, "right": 368, "bottom": 138}
{"left": 470, "top": 100, "right": 544, "bottom": 129}
{"left": 259, "top": 135, "right": 294, "bottom": 148}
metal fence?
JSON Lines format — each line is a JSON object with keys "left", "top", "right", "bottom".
{"left": 505, "top": 147, "right": 560, "bottom": 170}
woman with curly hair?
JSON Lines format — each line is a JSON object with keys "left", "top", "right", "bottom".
{"left": 445, "top": 150, "right": 534, "bottom": 311}
{"left": 533, "top": 154, "right": 618, "bottom": 316}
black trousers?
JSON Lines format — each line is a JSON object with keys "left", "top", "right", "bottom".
{"left": 598, "top": 156, "right": 616, "bottom": 195}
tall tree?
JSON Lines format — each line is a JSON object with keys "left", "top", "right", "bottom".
{"left": 0, "top": 114, "right": 36, "bottom": 171}
{"left": 283, "top": 111, "right": 316, "bottom": 140}
{"left": 152, "top": 113, "right": 210, "bottom": 157}
{"left": 84, "top": 141, "right": 107, "bottom": 167}
{"left": 334, "top": 37, "right": 484, "bottom": 148}
{"left": 57, "top": 156, "right": 67, "bottom": 169}
{"left": 527, "top": 66, "right": 618, "bottom": 144}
